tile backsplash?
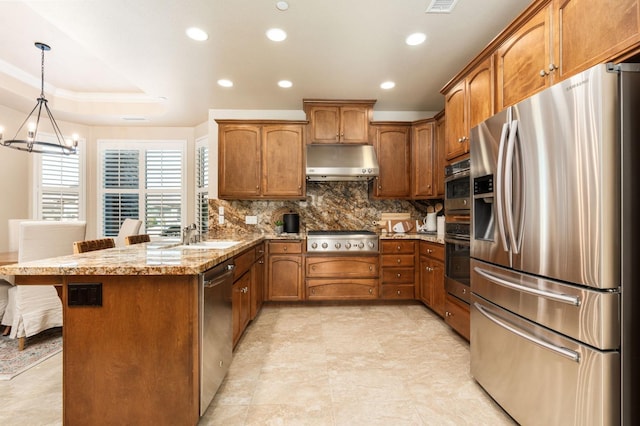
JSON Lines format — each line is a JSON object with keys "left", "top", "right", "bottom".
{"left": 208, "top": 181, "right": 440, "bottom": 237}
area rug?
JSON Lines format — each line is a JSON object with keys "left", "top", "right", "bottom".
{"left": 0, "top": 327, "right": 62, "bottom": 380}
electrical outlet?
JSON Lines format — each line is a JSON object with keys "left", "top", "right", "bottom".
{"left": 245, "top": 215, "right": 258, "bottom": 224}
{"left": 218, "top": 206, "right": 224, "bottom": 215}
{"left": 218, "top": 215, "right": 224, "bottom": 225}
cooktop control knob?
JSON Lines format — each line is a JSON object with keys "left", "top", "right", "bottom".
{"left": 335, "top": 242, "right": 341, "bottom": 249}
{"left": 357, "top": 242, "right": 365, "bottom": 249}
{"left": 345, "top": 242, "right": 352, "bottom": 249}
{"left": 367, "top": 241, "right": 375, "bottom": 249}
{"left": 322, "top": 242, "right": 328, "bottom": 249}
{"left": 311, "top": 242, "right": 318, "bottom": 249}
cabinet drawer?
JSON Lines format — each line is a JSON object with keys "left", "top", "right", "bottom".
{"left": 445, "top": 294, "right": 470, "bottom": 341}
{"left": 268, "top": 241, "right": 302, "bottom": 254}
{"left": 381, "top": 254, "right": 415, "bottom": 267}
{"left": 306, "top": 256, "right": 378, "bottom": 278}
{"left": 306, "top": 279, "right": 378, "bottom": 300}
{"left": 381, "top": 284, "right": 415, "bottom": 300}
{"left": 381, "top": 267, "right": 415, "bottom": 284}
{"left": 419, "top": 242, "right": 444, "bottom": 261}
{"left": 233, "top": 247, "right": 256, "bottom": 280}
{"left": 381, "top": 240, "right": 416, "bottom": 254}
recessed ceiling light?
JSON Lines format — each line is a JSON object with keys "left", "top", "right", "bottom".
{"left": 276, "top": 1, "right": 289, "bottom": 11}
{"left": 217, "top": 79, "right": 233, "bottom": 88}
{"left": 406, "top": 32, "right": 426, "bottom": 46}
{"left": 266, "top": 28, "right": 287, "bottom": 42}
{"left": 380, "top": 81, "right": 396, "bottom": 90}
{"left": 186, "top": 27, "right": 209, "bottom": 41}
{"left": 278, "top": 80, "right": 293, "bottom": 88}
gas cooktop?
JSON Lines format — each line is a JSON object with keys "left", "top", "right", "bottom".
{"left": 306, "top": 230, "right": 378, "bottom": 253}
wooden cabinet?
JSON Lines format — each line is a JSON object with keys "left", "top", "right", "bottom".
{"left": 380, "top": 240, "right": 416, "bottom": 300}
{"left": 232, "top": 271, "right": 251, "bottom": 347}
{"left": 496, "top": 4, "right": 553, "bottom": 110}
{"left": 250, "top": 243, "right": 265, "bottom": 320}
{"left": 217, "top": 120, "right": 306, "bottom": 199}
{"left": 411, "top": 119, "right": 435, "bottom": 198}
{"left": 445, "top": 293, "right": 470, "bottom": 341}
{"left": 445, "top": 57, "right": 494, "bottom": 161}
{"left": 267, "top": 240, "right": 303, "bottom": 301}
{"left": 553, "top": 0, "right": 640, "bottom": 80}
{"left": 419, "top": 241, "right": 445, "bottom": 317}
{"left": 370, "top": 122, "right": 411, "bottom": 199}
{"left": 303, "top": 99, "right": 375, "bottom": 144}
{"left": 496, "top": 0, "right": 640, "bottom": 111}
{"left": 433, "top": 111, "right": 446, "bottom": 197}
{"left": 306, "top": 255, "right": 378, "bottom": 300}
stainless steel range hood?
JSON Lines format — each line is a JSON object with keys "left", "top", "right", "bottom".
{"left": 306, "top": 144, "right": 379, "bottom": 181}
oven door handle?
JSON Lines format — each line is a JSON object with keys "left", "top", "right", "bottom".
{"left": 474, "top": 267, "right": 581, "bottom": 306}
{"left": 445, "top": 237, "right": 470, "bottom": 246}
{"left": 474, "top": 301, "right": 581, "bottom": 363}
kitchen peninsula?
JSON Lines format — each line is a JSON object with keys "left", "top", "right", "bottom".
{"left": 0, "top": 236, "right": 264, "bottom": 426}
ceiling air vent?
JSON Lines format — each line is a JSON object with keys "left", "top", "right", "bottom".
{"left": 425, "top": 0, "right": 459, "bottom": 13}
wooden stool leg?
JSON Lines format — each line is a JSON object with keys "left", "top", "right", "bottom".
{"left": 18, "top": 336, "right": 25, "bottom": 351}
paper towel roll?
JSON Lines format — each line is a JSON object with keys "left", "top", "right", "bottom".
{"left": 437, "top": 216, "right": 445, "bottom": 236}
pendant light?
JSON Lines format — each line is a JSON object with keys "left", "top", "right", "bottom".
{"left": 0, "top": 42, "right": 78, "bottom": 155}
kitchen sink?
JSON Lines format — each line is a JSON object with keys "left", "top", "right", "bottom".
{"left": 177, "top": 241, "right": 241, "bottom": 250}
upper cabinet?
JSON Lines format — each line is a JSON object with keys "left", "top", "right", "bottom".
{"left": 303, "top": 99, "right": 375, "bottom": 144}
{"left": 411, "top": 119, "right": 435, "bottom": 199}
{"left": 217, "top": 120, "right": 306, "bottom": 200}
{"left": 444, "top": 56, "right": 494, "bottom": 161}
{"left": 496, "top": 0, "right": 640, "bottom": 110}
{"left": 496, "top": 4, "right": 554, "bottom": 110}
{"left": 370, "top": 122, "right": 411, "bottom": 199}
{"left": 433, "top": 111, "right": 446, "bottom": 197}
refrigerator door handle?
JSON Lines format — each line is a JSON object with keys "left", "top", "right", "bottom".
{"left": 474, "top": 266, "right": 582, "bottom": 306}
{"left": 495, "top": 121, "right": 511, "bottom": 252}
{"left": 504, "top": 119, "right": 522, "bottom": 254}
{"left": 474, "top": 302, "right": 581, "bottom": 363}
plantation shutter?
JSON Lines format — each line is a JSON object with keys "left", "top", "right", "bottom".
{"left": 39, "top": 149, "right": 81, "bottom": 220}
{"left": 102, "top": 149, "right": 140, "bottom": 236}
{"left": 195, "top": 142, "right": 209, "bottom": 233}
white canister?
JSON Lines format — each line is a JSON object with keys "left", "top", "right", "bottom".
{"left": 437, "top": 216, "right": 445, "bottom": 236}
{"left": 424, "top": 212, "right": 437, "bottom": 232}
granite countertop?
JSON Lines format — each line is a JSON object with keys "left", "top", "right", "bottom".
{"left": 0, "top": 236, "right": 266, "bottom": 276}
{"left": 0, "top": 231, "right": 442, "bottom": 277}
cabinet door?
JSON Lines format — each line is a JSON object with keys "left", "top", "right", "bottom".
{"left": 218, "top": 124, "right": 261, "bottom": 198}
{"left": 308, "top": 106, "right": 340, "bottom": 143}
{"left": 250, "top": 255, "right": 264, "bottom": 320}
{"left": 445, "top": 294, "right": 470, "bottom": 341}
{"left": 373, "top": 125, "right": 411, "bottom": 198}
{"left": 262, "top": 125, "right": 304, "bottom": 197}
{"left": 232, "top": 272, "right": 251, "bottom": 347}
{"left": 496, "top": 5, "right": 553, "bottom": 110}
{"left": 434, "top": 114, "right": 446, "bottom": 197}
{"left": 467, "top": 56, "right": 494, "bottom": 131}
{"left": 340, "top": 106, "right": 370, "bottom": 143}
{"left": 411, "top": 121, "right": 434, "bottom": 198}
{"left": 268, "top": 255, "right": 303, "bottom": 301}
{"left": 554, "top": 0, "right": 640, "bottom": 80}
{"left": 444, "top": 80, "right": 468, "bottom": 161}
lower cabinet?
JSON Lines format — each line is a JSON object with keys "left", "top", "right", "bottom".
{"left": 250, "top": 243, "right": 265, "bottom": 320}
{"left": 232, "top": 272, "right": 251, "bottom": 347}
{"left": 380, "top": 240, "right": 416, "bottom": 299}
{"left": 306, "top": 255, "right": 379, "bottom": 300}
{"left": 267, "top": 240, "right": 303, "bottom": 301}
{"left": 419, "top": 241, "right": 445, "bottom": 317}
{"left": 445, "top": 293, "right": 470, "bottom": 341}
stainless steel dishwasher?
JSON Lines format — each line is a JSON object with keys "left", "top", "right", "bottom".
{"left": 200, "top": 259, "right": 234, "bottom": 415}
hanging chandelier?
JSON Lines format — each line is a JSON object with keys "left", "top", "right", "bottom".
{"left": 0, "top": 42, "right": 78, "bottom": 155}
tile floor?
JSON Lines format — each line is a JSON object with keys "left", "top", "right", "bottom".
{"left": 0, "top": 303, "right": 515, "bottom": 425}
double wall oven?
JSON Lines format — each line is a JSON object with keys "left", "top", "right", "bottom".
{"left": 444, "top": 159, "right": 470, "bottom": 305}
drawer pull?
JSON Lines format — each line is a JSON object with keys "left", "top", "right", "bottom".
{"left": 396, "top": 273, "right": 401, "bottom": 278}
{"left": 396, "top": 258, "right": 401, "bottom": 264}
{"left": 397, "top": 290, "right": 401, "bottom": 295}
{"left": 369, "top": 288, "right": 373, "bottom": 294}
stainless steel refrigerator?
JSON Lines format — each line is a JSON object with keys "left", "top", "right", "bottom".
{"left": 470, "top": 63, "right": 639, "bottom": 425}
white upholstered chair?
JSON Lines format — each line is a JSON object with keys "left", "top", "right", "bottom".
{"left": 1, "top": 220, "right": 86, "bottom": 350}
{"left": 115, "top": 218, "right": 142, "bottom": 247}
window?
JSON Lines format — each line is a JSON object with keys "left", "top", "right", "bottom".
{"left": 98, "top": 140, "right": 186, "bottom": 237}
{"left": 34, "top": 135, "right": 85, "bottom": 220}
{"left": 195, "top": 136, "right": 209, "bottom": 233}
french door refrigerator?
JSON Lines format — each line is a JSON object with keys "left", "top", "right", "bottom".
{"left": 469, "top": 63, "right": 639, "bottom": 426}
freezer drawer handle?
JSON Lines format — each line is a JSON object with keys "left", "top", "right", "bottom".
{"left": 474, "top": 267, "right": 581, "bottom": 306}
{"left": 474, "top": 302, "right": 580, "bottom": 363}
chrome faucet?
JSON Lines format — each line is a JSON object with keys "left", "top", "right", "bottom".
{"left": 182, "top": 223, "right": 198, "bottom": 245}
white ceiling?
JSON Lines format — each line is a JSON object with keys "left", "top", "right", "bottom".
{"left": 0, "top": 0, "right": 532, "bottom": 127}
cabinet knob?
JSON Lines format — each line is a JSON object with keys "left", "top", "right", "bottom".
{"left": 397, "top": 290, "right": 401, "bottom": 295}
{"left": 369, "top": 266, "right": 373, "bottom": 271}
{"left": 369, "top": 288, "right": 373, "bottom": 294}
{"left": 549, "top": 63, "right": 558, "bottom": 72}
{"left": 258, "top": 260, "right": 264, "bottom": 264}
{"left": 396, "top": 258, "right": 401, "bottom": 264}
{"left": 311, "top": 288, "right": 316, "bottom": 294}
{"left": 427, "top": 249, "right": 433, "bottom": 253}
{"left": 540, "top": 69, "right": 548, "bottom": 77}
{"left": 283, "top": 246, "right": 288, "bottom": 251}
{"left": 396, "top": 245, "right": 401, "bottom": 251}
{"left": 396, "top": 273, "right": 401, "bottom": 278}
